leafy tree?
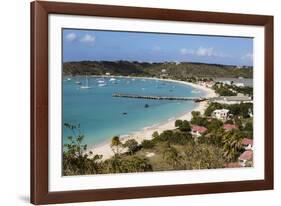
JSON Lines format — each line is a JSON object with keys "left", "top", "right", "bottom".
{"left": 156, "top": 130, "right": 174, "bottom": 142}
{"left": 141, "top": 140, "right": 155, "bottom": 149}
{"left": 169, "top": 131, "right": 192, "bottom": 145}
{"left": 206, "top": 119, "right": 223, "bottom": 132}
{"left": 191, "top": 111, "right": 201, "bottom": 118}
{"left": 123, "top": 139, "right": 139, "bottom": 155}
{"left": 63, "top": 123, "right": 103, "bottom": 175}
{"left": 152, "top": 131, "right": 159, "bottom": 139}
{"left": 191, "top": 116, "right": 208, "bottom": 127}
{"left": 175, "top": 119, "right": 183, "bottom": 128}
{"left": 179, "top": 120, "right": 191, "bottom": 132}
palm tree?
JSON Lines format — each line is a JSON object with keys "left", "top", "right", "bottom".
{"left": 111, "top": 136, "right": 122, "bottom": 155}
{"left": 222, "top": 130, "right": 243, "bottom": 161}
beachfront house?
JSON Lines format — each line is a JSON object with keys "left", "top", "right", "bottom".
{"left": 223, "top": 124, "right": 238, "bottom": 131}
{"left": 238, "top": 150, "right": 253, "bottom": 167}
{"left": 212, "top": 109, "right": 230, "bottom": 120}
{"left": 191, "top": 125, "right": 207, "bottom": 137}
{"left": 105, "top": 72, "right": 111, "bottom": 76}
{"left": 242, "top": 138, "right": 253, "bottom": 150}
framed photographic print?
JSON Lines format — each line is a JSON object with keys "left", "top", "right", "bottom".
{"left": 31, "top": 1, "right": 274, "bottom": 204}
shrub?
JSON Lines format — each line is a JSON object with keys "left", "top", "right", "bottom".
{"left": 123, "top": 139, "right": 139, "bottom": 155}
{"left": 178, "top": 120, "right": 191, "bottom": 132}
{"left": 141, "top": 140, "right": 155, "bottom": 149}
{"left": 175, "top": 119, "right": 183, "bottom": 128}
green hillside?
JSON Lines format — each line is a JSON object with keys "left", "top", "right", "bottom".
{"left": 63, "top": 61, "right": 253, "bottom": 78}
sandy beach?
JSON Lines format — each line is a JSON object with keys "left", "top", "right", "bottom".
{"left": 89, "top": 77, "right": 217, "bottom": 160}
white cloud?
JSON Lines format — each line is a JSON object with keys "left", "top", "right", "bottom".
{"left": 80, "top": 34, "right": 96, "bottom": 43}
{"left": 196, "top": 47, "right": 215, "bottom": 56}
{"left": 66, "top": 33, "right": 77, "bottom": 42}
{"left": 180, "top": 48, "right": 194, "bottom": 55}
{"left": 180, "top": 47, "right": 231, "bottom": 58}
{"left": 241, "top": 53, "right": 253, "bottom": 60}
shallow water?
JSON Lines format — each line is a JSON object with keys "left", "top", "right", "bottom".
{"left": 63, "top": 76, "right": 206, "bottom": 146}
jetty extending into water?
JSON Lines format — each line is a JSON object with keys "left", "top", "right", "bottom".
{"left": 112, "top": 93, "right": 253, "bottom": 103}
{"left": 112, "top": 93, "right": 206, "bottom": 102}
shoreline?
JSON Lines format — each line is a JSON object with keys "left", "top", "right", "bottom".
{"left": 88, "top": 76, "right": 217, "bottom": 160}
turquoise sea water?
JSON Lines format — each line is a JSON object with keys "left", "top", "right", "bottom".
{"left": 63, "top": 77, "right": 207, "bottom": 146}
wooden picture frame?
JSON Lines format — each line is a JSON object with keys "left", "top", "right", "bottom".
{"left": 31, "top": 1, "right": 274, "bottom": 204}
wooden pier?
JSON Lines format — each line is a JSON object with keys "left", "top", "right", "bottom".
{"left": 112, "top": 93, "right": 206, "bottom": 102}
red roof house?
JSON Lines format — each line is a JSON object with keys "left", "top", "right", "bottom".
{"left": 242, "top": 138, "right": 253, "bottom": 146}
{"left": 191, "top": 125, "right": 207, "bottom": 137}
{"left": 239, "top": 150, "right": 253, "bottom": 167}
{"left": 239, "top": 150, "right": 253, "bottom": 161}
{"left": 242, "top": 138, "right": 253, "bottom": 150}
{"left": 223, "top": 124, "right": 238, "bottom": 131}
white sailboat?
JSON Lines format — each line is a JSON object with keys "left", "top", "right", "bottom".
{"left": 80, "top": 75, "right": 91, "bottom": 89}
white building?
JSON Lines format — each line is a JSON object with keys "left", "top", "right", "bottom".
{"left": 234, "top": 82, "right": 245, "bottom": 87}
{"left": 105, "top": 72, "right": 111, "bottom": 76}
{"left": 212, "top": 109, "right": 230, "bottom": 120}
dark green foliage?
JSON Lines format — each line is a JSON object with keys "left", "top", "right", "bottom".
{"left": 123, "top": 139, "right": 139, "bottom": 155}
{"left": 175, "top": 119, "right": 183, "bottom": 127}
{"left": 227, "top": 103, "right": 253, "bottom": 118}
{"left": 190, "top": 116, "right": 208, "bottom": 127}
{"left": 169, "top": 131, "right": 192, "bottom": 145}
{"left": 191, "top": 111, "right": 201, "bottom": 118}
{"left": 155, "top": 130, "right": 174, "bottom": 142}
{"left": 206, "top": 119, "right": 223, "bottom": 132}
{"left": 141, "top": 140, "right": 155, "bottom": 149}
{"left": 153, "top": 129, "right": 192, "bottom": 145}
{"left": 152, "top": 131, "right": 159, "bottom": 139}
{"left": 175, "top": 119, "right": 191, "bottom": 132}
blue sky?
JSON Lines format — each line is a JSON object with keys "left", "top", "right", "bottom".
{"left": 63, "top": 29, "right": 253, "bottom": 66}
